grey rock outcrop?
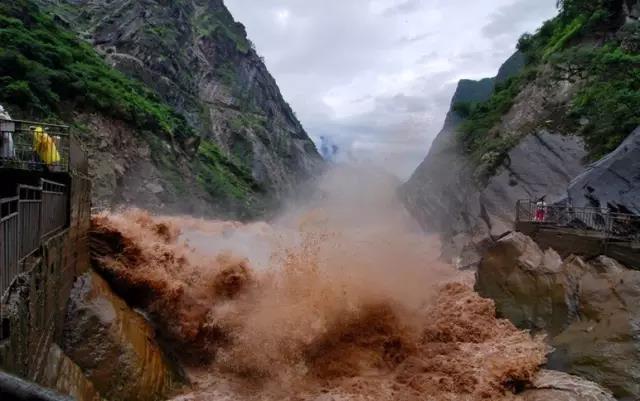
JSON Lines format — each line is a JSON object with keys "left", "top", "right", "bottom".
{"left": 36, "top": 0, "right": 323, "bottom": 216}
{"left": 63, "top": 272, "right": 182, "bottom": 401}
{"left": 563, "top": 126, "right": 640, "bottom": 214}
{"left": 402, "top": 56, "right": 587, "bottom": 269}
{"left": 479, "top": 131, "right": 586, "bottom": 238}
{"left": 624, "top": 0, "right": 640, "bottom": 21}
{"left": 403, "top": 127, "right": 586, "bottom": 268}
{"left": 78, "top": 113, "right": 223, "bottom": 216}
{"left": 401, "top": 78, "right": 495, "bottom": 267}
{"left": 476, "top": 232, "right": 640, "bottom": 399}
{"left": 522, "top": 370, "right": 616, "bottom": 401}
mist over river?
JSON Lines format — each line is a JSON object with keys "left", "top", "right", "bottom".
{"left": 91, "top": 167, "right": 547, "bottom": 401}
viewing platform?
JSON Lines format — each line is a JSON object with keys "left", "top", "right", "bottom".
{"left": 515, "top": 200, "right": 640, "bottom": 269}
{"left": 1, "top": 119, "right": 70, "bottom": 173}
{"left": 0, "top": 115, "right": 91, "bottom": 394}
{"left": 0, "top": 118, "right": 71, "bottom": 295}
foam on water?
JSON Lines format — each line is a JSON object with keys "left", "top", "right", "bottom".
{"left": 89, "top": 167, "right": 548, "bottom": 401}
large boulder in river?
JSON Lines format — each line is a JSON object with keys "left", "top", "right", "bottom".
{"left": 62, "top": 272, "right": 182, "bottom": 401}
{"left": 476, "top": 232, "right": 640, "bottom": 399}
{"left": 475, "top": 232, "right": 577, "bottom": 335}
{"left": 563, "top": 126, "right": 640, "bottom": 214}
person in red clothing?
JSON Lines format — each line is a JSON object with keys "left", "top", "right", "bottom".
{"left": 535, "top": 196, "right": 547, "bottom": 222}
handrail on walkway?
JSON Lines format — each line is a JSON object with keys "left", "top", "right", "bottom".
{"left": 0, "top": 179, "right": 68, "bottom": 296}
{"left": 0, "top": 118, "right": 70, "bottom": 173}
{"left": 515, "top": 199, "right": 640, "bottom": 241}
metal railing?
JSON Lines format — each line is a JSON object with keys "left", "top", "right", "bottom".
{"left": 516, "top": 199, "right": 640, "bottom": 242}
{"left": 41, "top": 180, "right": 67, "bottom": 238}
{"left": 1, "top": 196, "right": 19, "bottom": 297}
{"left": 18, "top": 185, "right": 42, "bottom": 259}
{"left": 0, "top": 179, "right": 68, "bottom": 296}
{"left": 0, "top": 119, "right": 70, "bottom": 172}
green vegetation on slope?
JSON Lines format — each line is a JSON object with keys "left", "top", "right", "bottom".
{"left": 195, "top": 139, "right": 261, "bottom": 202}
{"left": 556, "top": 42, "right": 640, "bottom": 159}
{"left": 453, "top": 69, "right": 536, "bottom": 172}
{"left": 0, "top": 0, "right": 192, "bottom": 142}
{"left": 453, "top": 0, "right": 640, "bottom": 174}
{"left": 0, "top": 0, "right": 261, "bottom": 207}
{"left": 194, "top": 8, "right": 251, "bottom": 53}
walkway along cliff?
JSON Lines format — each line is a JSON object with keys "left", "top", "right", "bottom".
{"left": 0, "top": 118, "right": 95, "bottom": 398}
{"left": 514, "top": 198, "right": 640, "bottom": 269}
{"left": 0, "top": 117, "right": 182, "bottom": 401}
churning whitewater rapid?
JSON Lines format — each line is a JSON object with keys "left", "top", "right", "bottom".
{"left": 89, "top": 167, "right": 548, "bottom": 401}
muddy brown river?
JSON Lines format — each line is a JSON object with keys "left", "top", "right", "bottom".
{"left": 90, "top": 169, "right": 548, "bottom": 401}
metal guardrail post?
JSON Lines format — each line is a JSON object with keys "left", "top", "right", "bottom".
{"left": 1, "top": 196, "right": 20, "bottom": 296}
{"left": 18, "top": 185, "right": 42, "bottom": 260}
{"left": 40, "top": 179, "right": 67, "bottom": 239}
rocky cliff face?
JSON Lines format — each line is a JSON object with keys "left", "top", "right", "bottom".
{"left": 563, "top": 126, "right": 640, "bottom": 213}
{"left": 402, "top": 1, "right": 640, "bottom": 267}
{"left": 20, "top": 0, "right": 323, "bottom": 217}
{"left": 402, "top": 57, "right": 587, "bottom": 268}
{"left": 476, "top": 232, "right": 640, "bottom": 400}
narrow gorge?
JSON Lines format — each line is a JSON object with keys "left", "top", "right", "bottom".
{"left": 0, "top": 1, "right": 639, "bottom": 401}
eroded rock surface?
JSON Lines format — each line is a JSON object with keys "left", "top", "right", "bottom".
{"left": 476, "top": 232, "right": 640, "bottom": 399}
{"left": 40, "top": 344, "right": 102, "bottom": 401}
{"left": 63, "top": 271, "right": 182, "bottom": 401}
{"left": 522, "top": 370, "right": 615, "bottom": 401}
{"left": 401, "top": 58, "right": 587, "bottom": 269}
{"left": 563, "top": 126, "right": 640, "bottom": 214}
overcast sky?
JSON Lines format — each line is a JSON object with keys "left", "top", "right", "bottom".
{"left": 225, "top": 0, "right": 558, "bottom": 178}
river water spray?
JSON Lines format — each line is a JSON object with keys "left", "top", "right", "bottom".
{"left": 90, "top": 167, "right": 547, "bottom": 400}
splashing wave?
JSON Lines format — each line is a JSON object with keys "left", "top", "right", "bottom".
{"left": 89, "top": 168, "right": 547, "bottom": 400}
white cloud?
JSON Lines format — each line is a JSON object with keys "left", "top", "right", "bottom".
{"left": 225, "top": 0, "right": 558, "bottom": 178}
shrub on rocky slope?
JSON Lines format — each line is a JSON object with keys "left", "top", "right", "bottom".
{"left": 0, "top": 0, "right": 191, "bottom": 142}
{"left": 403, "top": 1, "right": 640, "bottom": 268}
{"left": 455, "top": 0, "right": 640, "bottom": 174}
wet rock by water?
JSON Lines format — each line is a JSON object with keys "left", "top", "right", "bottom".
{"left": 476, "top": 232, "right": 640, "bottom": 399}
{"left": 62, "top": 271, "right": 182, "bottom": 401}
{"left": 40, "top": 344, "right": 102, "bottom": 401}
{"left": 521, "top": 370, "right": 615, "bottom": 401}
